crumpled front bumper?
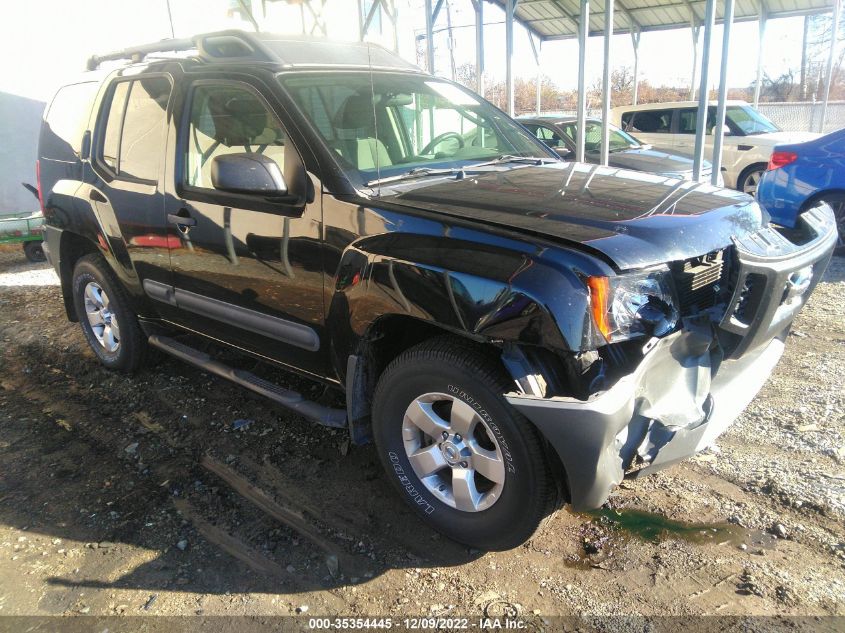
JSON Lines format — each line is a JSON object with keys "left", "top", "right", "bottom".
{"left": 507, "top": 205, "right": 837, "bottom": 510}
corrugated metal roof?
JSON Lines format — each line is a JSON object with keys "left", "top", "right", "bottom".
{"left": 488, "top": 0, "right": 836, "bottom": 40}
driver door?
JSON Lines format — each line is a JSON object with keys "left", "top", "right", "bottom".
{"left": 162, "top": 77, "right": 327, "bottom": 376}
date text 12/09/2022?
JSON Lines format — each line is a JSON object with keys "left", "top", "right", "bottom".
{"left": 308, "top": 618, "right": 527, "bottom": 629}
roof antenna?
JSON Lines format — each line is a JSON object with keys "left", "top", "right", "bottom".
{"left": 236, "top": 0, "right": 261, "bottom": 32}
{"left": 367, "top": 44, "right": 381, "bottom": 197}
{"left": 165, "top": 0, "right": 175, "bottom": 38}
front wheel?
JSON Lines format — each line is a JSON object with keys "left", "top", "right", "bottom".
{"left": 372, "top": 338, "right": 555, "bottom": 550}
{"left": 738, "top": 165, "right": 766, "bottom": 196}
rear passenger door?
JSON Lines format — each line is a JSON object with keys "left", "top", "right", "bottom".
{"left": 89, "top": 73, "right": 174, "bottom": 293}
{"left": 620, "top": 109, "right": 674, "bottom": 152}
{"left": 161, "top": 77, "right": 327, "bottom": 377}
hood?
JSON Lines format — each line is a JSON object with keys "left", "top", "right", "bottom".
{"left": 603, "top": 147, "right": 705, "bottom": 175}
{"left": 384, "top": 162, "right": 764, "bottom": 270}
{"left": 743, "top": 131, "right": 821, "bottom": 146}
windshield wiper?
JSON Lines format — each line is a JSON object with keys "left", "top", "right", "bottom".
{"left": 467, "top": 154, "right": 556, "bottom": 169}
{"left": 366, "top": 167, "right": 464, "bottom": 188}
{"left": 366, "top": 155, "right": 556, "bottom": 188}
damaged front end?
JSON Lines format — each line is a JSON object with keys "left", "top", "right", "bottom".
{"left": 507, "top": 205, "right": 837, "bottom": 510}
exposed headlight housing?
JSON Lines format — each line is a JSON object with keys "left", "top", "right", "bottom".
{"left": 587, "top": 268, "right": 679, "bottom": 344}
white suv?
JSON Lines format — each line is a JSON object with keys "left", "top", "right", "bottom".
{"left": 610, "top": 100, "right": 819, "bottom": 194}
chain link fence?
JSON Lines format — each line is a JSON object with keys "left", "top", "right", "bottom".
{"left": 748, "top": 102, "right": 845, "bottom": 134}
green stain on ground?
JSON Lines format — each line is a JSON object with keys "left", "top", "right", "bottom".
{"left": 585, "top": 507, "right": 746, "bottom": 545}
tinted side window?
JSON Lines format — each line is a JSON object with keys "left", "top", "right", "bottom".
{"left": 119, "top": 77, "right": 171, "bottom": 181}
{"left": 101, "top": 81, "right": 130, "bottom": 171}
{"left": 621, "top": 111, "right": 634, "bottom": 131}
{"left": 41, "top": 81, "right": 100, "bottom": 161}
{"left": 678, "top": 106, "right": 717, "bottom": 135}
{"left": 185, "top": 83, "right": 287, "bottom": 190}
{"left": 99, "top": 77, "right": 171, "bottom": 181}
{"left": 627, "top": 110, "right": 672, "bottom": 134}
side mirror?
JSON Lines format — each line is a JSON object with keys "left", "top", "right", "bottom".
{"left": 555, "top": 147, "right": 574, "bottom": 160}
{"left": 211, "top": 153, "right": 287, "bottom": 196}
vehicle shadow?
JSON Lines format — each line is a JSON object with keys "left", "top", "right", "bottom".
{"left": 0, "top": 334, "right": 482, "bottom": 603}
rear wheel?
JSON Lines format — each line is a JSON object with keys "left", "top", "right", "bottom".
{"left": 23, "top": 241, "right": 45, "bottom": 262}
{"left": 815, "top": 193, "right": 845, "bottom": 254}
{"left": 372, "top": 337, "right": 554, "bottom": 550}
{"left": 71, "top": 254, "right": 147, "bottom": 372}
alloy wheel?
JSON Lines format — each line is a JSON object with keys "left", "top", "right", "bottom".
{"left": 402, "top": 392, "right": 506, "bottom": 512}
{"left": 742, "top": 169, "right": 763, "bottom": 196}
{"left": 83, "top": 281, "right": 121, "bottom": 353}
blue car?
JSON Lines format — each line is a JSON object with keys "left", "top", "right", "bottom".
{"left": 757, "top": 128, "right": 845, "bottom": 252}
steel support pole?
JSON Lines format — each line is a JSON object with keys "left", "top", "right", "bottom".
{"left": 600, "top": 0, "right": 615, "bottom": 166}
{"left": 689, "top": 24, "right": 700, "bottom": 100}
{"left": 692, "top": 0, "right": 716, "bottom": 182}
{"left": 712, "top": 0, "right": 735, "bottom": 186}
{"left": 528, "top": 34, "right": 542, "bottom": 116}
{"left": 506, "top": 0, "right": 516, "bottom": 116}
{"left": 631, "top": 28, "right": 641, "bottom": 105}
{"left": 576, "top": 0, "right": 590, "bottom": 163}
{"left": 425, "top": 0, "right": 436, "bottom": 74}
{"left": 474, "top": 0, "right": 485, "bottom": 96}
{"left": 820, "top": 0, "right": 842, "bottom": 132}
{"left": 753, "top": 7, "right": 768, "bottom": 108}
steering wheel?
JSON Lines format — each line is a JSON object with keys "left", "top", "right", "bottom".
{"left": 421, "top": 132, "right": 465, "bottom": 155}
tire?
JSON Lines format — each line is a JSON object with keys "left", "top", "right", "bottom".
{"left": 71, "top": 253, "right": 147, "bottom": 372}
{"left": 23, "top": 241, "right": 45, "bottom": 262}
{"left": 737, "top": 164, "right": 767, "bottom": 197}
{"left": 813, "top": 193, "right": 845, "bottom": 255}
{"left": 372, "top": 337, "right": 555, "bottom": 550}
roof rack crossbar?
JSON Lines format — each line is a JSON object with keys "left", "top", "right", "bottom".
{"left": 85, "top": 31, "right": 278, "bottom": 71}
{"left": 87, "top": 37, "right": 196, "bottom": 71}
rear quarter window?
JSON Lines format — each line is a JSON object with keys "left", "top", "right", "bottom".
{"left": 624, "top": 109, "right": 673, "bottom": 134}
{"left": 97, "top": 76, "right": 172, "bottom": 182}
{"left": 40, "top": 81, "right": 99, "bottom": 161}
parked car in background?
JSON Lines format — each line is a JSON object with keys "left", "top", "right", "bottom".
{"left": 757, "top": 127, "right": 845, "bottom": 252}
{"left": 519, "top": 116, "right": 722, "bottom": 185}
{"left": 611, "top": 101, "right": 819, "bottom": 194}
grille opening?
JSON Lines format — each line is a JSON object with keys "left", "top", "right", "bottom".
{"left": 672, "top": 249, "right": 731, "bottom": 315}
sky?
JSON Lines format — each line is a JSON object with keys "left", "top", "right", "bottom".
{"left": 0, "top": 0, "right": 819, "bottom": 103}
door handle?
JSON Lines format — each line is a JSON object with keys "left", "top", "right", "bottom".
{"left": 89, "top": 189, "right": 107, "bottom": 203}
{"left": 167, "top": 211, "right": 197, "bottom": 228}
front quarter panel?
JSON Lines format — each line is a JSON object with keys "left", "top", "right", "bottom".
{"left": 323, "top": 198, "right": 610, "bottom": 379}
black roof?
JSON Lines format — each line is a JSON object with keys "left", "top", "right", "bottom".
{"left": 87, "top": 30, "right": 421, "bottom": 73}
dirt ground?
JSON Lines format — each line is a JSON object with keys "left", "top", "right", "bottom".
{"left": 0, "top": 243, "right": 843, "bottom": 627}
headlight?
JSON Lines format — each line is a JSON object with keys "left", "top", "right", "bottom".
{"left": 586, "top": 268, "right": 679, "bottom": 344}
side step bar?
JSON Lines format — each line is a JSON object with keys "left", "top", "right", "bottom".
{"left": 148, "top": 335, "right": 347, "bottom": 428}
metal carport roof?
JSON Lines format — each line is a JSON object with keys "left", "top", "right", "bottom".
{"left": 487, "top": 0, "right": 838, "bottom": 40}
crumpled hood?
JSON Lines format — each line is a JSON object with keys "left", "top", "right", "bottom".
{"left": 385, "top": 162, "right": 765, "bottom": 270}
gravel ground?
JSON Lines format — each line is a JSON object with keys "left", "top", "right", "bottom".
{"left": 0, "top": 243, "right": 843, "bottom": 625}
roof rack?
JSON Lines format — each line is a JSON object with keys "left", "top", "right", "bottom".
{"left": 86, "top": 30, "right": 276, "bottom": 71}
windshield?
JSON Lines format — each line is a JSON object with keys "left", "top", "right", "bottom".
{"left": 726, "top": 106, "right": 780, "bottom": 135}
{"left": 559, "top": 120, "right": 641, "bottom": 152}
{"left": 279, "top": 72, "right": 554, "bottom": 185}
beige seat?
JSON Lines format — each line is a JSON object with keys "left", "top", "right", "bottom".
{"left": 333, "top": 94, "right": 392, "bottom": 171}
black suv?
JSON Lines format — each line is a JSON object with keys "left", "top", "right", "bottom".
{"left": 37, "top": 30, "right": 837, "bottom": 550}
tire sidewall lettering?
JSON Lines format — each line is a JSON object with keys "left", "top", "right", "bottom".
{"left": 388, "top": 451, "right": 435, "bottom": 515}
{"left": 447, "top": 384, "right": 516, "bottom": 475}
